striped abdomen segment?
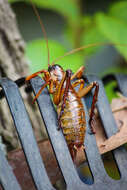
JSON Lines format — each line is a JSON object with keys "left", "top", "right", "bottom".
{"left": 57, "top": 89, "right": 86, "bottom": 147}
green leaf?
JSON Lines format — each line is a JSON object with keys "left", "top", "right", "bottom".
{"left": 32, "top": 0, "right": 80, "bottom": 23}
{"left": 10, "top": 0, "right": 80, "bottom": 24}
{"left": 8, "top": 0, "right": 26, "bottom": 3}
{"left": 58, "top": 51, "right": 84, "bottom": 73}
{"left": 101, "top": 66, "right": 127, "bottom": 77}
{"left": 81, "top": 16, "right": 108, "bottom": 55}
{"left": 102, "top": 65, "right": 127, "bottom": 102}
{"left": 26, "top": 39, "right": 84, "bottom": 73}
{"left": 96, "top": 13, "right": 127, "bottom": 60}
{"left": 109, "top": 1, "right": 127, "bottom": 23}
{"left": 105, "top": 81, "right": 118, "bottom": 103}
{"left": 8, "top": 0, "right": 18, "bottom": 2}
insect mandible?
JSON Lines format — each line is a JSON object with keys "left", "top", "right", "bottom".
{"left": 25, "top": 1, "right": 99, "bottom": 162}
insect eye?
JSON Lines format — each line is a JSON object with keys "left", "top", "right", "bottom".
{"left": 48, "top": 66, "right": 52, "bottom": 72}
{"left": 48, "top": 65, "right": 57, "bottom": 72}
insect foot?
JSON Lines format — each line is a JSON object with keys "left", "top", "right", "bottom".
{"left": 89, "top": 115, "right": 96, "bottom": 134}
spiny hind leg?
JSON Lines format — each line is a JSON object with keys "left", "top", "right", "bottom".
{"left": 57, "top": 70, "right": 72, "bottom": 130}
{"left": 89, "top": 82, "right": 99, "bottom": 134}
{"left": 78, "top": 82, "right": 99, "bottom": 134}
{"left": 52, "top": 72, "right": 67, "bottom": 130}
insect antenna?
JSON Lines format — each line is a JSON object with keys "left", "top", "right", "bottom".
{"left": 29, "top": 0, "right": 50, "bottom": 66}
{"left": 52, "top": 42, "right": 127, "bottom": 65}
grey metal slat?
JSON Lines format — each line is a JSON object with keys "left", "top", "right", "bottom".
{"left": 86, "top": 75, "right": 118, "bottom": 137}
{"left": 86, "top": 75, "right": 127, "bottom": 181}
{"left": 115, "top": 74, "right": 127, "bottom": 96}
{"left": 0, "top": 78, "right": 54, "bottom": 190}
{"left": 80, "top": 75, "right": 114, "bottom": 184}
{"left": 0, "top": 147, "right": 21, "bottom": 190}
{"left": 82, "top": 99, "right": 111, "bottom": 184}
{"left": 1, "top": 75, "right": 127, "bottom": 190}
{"left": 114, "top": 74, "right": 127, "bottom": 180}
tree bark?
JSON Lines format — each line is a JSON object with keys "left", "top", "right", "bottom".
{"left": 0, "top": 0, "right": 47, "bottom": 149}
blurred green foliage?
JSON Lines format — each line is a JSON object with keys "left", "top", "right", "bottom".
{"left": 26, "top": 39, "right": 83, "bottom": 73}
{"left": 105, "top": 81, "right": 118, "bottom": 103}
{"left": 96, "top": 13, "right": 127, "bottom": 59}
{"left": 8, "top": 0, "right": 127, "bottom": 100}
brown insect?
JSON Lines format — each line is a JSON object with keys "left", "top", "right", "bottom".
{"left": 26, "top": 1, "right": 99, "bottom": 162}
{"left": 26, "top": 64, "right": 99, "bottom": 162}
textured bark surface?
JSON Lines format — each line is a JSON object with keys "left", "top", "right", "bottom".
{"left": 0, "top": 0, "right": 47, "bottom": 149}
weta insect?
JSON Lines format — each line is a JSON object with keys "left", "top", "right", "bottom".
{"left": 26, "top": 64, "right": 99, "bottom": 162}
{"left": 25, "top": 1, "right": 100, "bottom": 162}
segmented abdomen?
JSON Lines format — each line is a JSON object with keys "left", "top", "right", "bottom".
{"left": 57, "top": 88, "right": 86, "bottom": 146}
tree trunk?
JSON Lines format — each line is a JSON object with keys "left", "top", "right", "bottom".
{"left": 0, "top": 0, "right": 47, "bottom": 149}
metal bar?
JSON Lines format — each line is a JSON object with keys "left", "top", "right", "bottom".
{"left": 0, "top": 147, "right": 21, "bottom": 190}
{"left": 1, "top": 74, "right": 127, "bottom": 190}
{"left": 0, "top": 78, "right": 54, "bottom": 190}
{"left": 115, "top": 74, "right": 127, "bottom": 96}
{"left": 83, "top": 106, "right": 111, "bottom": 183}
{"left": 86, "top": 75, "right": 118, "bottom": 137}
{"left": 86, "top": 75, "right": 127, "bottom": 182}
{"left": 113, "top": 74, "right": 127, "bottom": 180}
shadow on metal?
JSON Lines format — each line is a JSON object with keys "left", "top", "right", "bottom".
{"left": 0, "top": 73, "right": 127, "bottom": 190}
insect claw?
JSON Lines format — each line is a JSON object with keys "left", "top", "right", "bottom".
{"left": 88, "top": 128, "right": 95, "bottom": 135}
{"left": 57, "top": 126, "right": 60, "bottom": 131}
{"left": 74, "top": 145, "right": 78, "bottom": 150}
{"left": 81, "top": 145, "right": 85, "bottom": 150}
{"left": 57, "top": 120, "right": 61, "bottom": 130}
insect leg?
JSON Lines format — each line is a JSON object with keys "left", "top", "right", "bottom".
{"left": 72, "top": 79, "right": 85, "bottom": 92}
{"left": 53, "top": 72, "right": 66, "bottom": 105}
{"left": 71, "top": 66, "right": 85, "bottom": 80}
{"left": 77, "top": 82, "right": 99, "bottom": 134}
{"left": 48, "top": 80, "right": 54, "bottom": 94}
{"left": 89, "top": 82, "right": 99, "bottom": 133}
{"left": 25, "top": 70, "right": 48, "bottom": 81}
{"left": 57, "top": 70, "right": 72, "bottom": 130}
{"left": 32, "top": 81, "right": 49, "bottom": 103}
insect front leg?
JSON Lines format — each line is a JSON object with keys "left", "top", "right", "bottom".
{"left": 25, "top": 69, "right": 48, "bottom": 81}
{"left": 53, "top": 72, "right": 66, "bottom": 105}
{"left": 71, "top": 66, "right": 85, "bottom": 80}
{"left": 77, "top": 82, "right": 99, "bottom": 134}
{"left": 72, "top": 79, "right": 85, "bottom": 92}
{"left": 26, "top": 70, "right": 51, "bottom": 102}
{"left": 33, "top": 81, "right": 49, "bottom": 103}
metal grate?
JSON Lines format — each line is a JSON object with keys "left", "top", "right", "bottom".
{"left": 0, "top": 74, "right": 127, "bottom": 190}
